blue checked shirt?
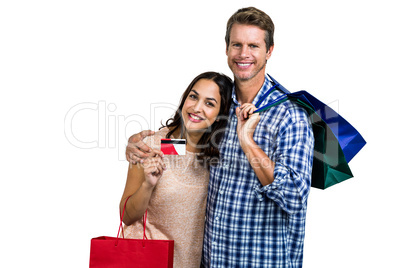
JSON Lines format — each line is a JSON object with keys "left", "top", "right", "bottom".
{"left": 202, "top": 74, "right": 315, "bottom": 268}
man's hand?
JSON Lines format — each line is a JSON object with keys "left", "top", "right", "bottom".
{"left": 236, "top": 104, "right": 260, "bottom": 148}
{"left": 125, "top": 130, "right": 164, "bottom": 164}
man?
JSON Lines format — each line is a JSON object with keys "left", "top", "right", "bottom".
{"left": 127, "top": 7, "right": 314, "bottom": 267}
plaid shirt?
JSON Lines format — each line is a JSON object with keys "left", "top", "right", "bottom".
{"left": 202, "top": 74, "right": 315, "bottom": 268}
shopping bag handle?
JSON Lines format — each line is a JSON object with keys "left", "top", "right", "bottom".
{"left": 254, "top": 94, "right": 289, "bottom": 113}
{"left": 116, "top": 196, "right": 148, "bottom": 246}
{"left": 255, "top": 82, "right": 279, "bottom": 108}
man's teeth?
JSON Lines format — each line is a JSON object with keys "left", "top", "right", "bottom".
{"left": 238, "top": 63, "right": 251, "bottom": 66}
{"left": 190, "top": 114, "right": 203, "bottom": 120}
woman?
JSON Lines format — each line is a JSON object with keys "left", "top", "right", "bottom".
{"left": 119, "top": 72, "right": 232, "bottom": 267}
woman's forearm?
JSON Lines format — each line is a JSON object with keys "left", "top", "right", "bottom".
{"left": 120, "top": 163, "right": 157, "bottom": 226}
{"left": 120, "top": 181, "right": 154, "bottom": 225}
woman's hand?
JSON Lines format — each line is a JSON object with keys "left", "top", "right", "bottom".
{"left": 142, "top": 156, "right": 165, "bottom": 188}
{"left": 236, "top": 103, "right": 260, "bottom": 148}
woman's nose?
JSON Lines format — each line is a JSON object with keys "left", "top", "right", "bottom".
{"left": 193, "top": 100, "right": 203, "bottom": 112}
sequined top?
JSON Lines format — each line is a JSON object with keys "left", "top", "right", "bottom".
{"left": 123, "top": 128, "right": 209, "bottom": 268}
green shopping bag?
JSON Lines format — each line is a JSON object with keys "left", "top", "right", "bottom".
{"left": 306, "top": 108, "right": 353, "bottom": 189}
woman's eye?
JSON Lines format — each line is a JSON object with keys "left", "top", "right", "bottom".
{"left": 206, "top": 102, "right": 215, "bottom": 107}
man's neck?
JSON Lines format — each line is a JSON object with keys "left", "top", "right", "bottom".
{"left": 235, "top": 74, "right": 266, "bottom": 105}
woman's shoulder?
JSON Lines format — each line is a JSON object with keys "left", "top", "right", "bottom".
{"left": 143, "top": 127, "right": 169, "bottom": 149}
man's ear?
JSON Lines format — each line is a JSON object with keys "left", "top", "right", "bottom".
{"left": 266, "top": 45, "right": 274, "bottom": 60}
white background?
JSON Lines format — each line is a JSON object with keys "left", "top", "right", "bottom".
{"left": 1, "top": 0, "right": 401, "bottom": 267}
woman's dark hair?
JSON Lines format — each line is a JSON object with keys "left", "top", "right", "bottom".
{"left": 160, "top": 71, "right": 233, "bottom": 166}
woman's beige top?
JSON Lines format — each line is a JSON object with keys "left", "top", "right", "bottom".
{"left": 123, "top": 128, "right": 209, "bottom": 268}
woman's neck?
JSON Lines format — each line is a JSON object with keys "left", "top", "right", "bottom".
{"left": 171, "top": 127, "right": 202, "bottom": 153}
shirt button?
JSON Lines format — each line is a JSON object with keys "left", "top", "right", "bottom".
{"left": 219, "top": 190, "right": 224, "bottom": 195}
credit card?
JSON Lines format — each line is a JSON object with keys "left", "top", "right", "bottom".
{"left": 161, "top": 139, "right": 186, "bottom": 155}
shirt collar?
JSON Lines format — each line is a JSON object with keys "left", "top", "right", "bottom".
{"left": 231, "top": 74, "right": 273, "bottom": 107}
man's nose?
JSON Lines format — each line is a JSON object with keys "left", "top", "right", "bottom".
{"left": 240, "top": 46, "right": 250, "bottom": 58}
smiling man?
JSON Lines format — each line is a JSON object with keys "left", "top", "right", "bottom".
{"left": 226, "top": 24, "right": 273, "bottom": 88}
{"left": 200, "top": 8, "right": 314, "bottom": 268}
{"left": 126, "top": 7, "right": 314, "bottom": 268}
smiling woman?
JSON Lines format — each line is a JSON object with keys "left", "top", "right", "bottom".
{"left": 162, "top": 72, "right": 233, "bottom": 159}
{"left": 119, "top": 71, "right": 232, "bottom": 268}
{"left": 182, "top": 79, "right": 221, "bottom": 136}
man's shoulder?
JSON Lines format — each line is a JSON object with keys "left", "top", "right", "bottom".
{"left": 281, "top": 99, "right": 310, "bottom": 122}
{"left": 261, "top": 89, "right": 309, "bottom": 119}
{"left": 259, "top": 97, "right": 311, "bottom": 132}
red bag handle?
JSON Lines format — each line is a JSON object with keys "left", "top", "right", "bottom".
{"left": 116, "top": 196, "right": 148, "bottom": 246}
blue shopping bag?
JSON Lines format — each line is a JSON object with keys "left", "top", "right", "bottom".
{"left": 254, "top": 74, "right": 366, "bottom": 189}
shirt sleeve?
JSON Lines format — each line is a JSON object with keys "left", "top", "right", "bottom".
{"left": 254, "top": 108, "right": 315, "bottom": 215}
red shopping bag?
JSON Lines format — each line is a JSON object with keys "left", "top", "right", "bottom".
{"left": 89, "top": 197, "right": 174, "bottom": 268}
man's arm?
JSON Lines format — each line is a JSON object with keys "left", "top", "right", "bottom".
{"left": 237, "top": 104, "right": 314, "bottom": 214}
{"left": 125, "top": 130, "right": 164, "bottom": 164}
{"left": 263, "top": 118, "right": 314, "bottom": 214}
{"left": 236, "top": 104, "right": 275, "bottom": 186}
